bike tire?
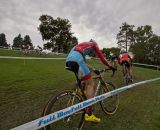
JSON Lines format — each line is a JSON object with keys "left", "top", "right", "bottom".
{"left": 42, "top": 90, "right": 85, "bottom": 130}
{"left": 99, "top": 81, "right": 119, "bottom": 115}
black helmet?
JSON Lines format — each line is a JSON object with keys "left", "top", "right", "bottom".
{"left": 89, "top": 39, "right": 96, "bottom": 42}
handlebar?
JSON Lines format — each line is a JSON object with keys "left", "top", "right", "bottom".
{"left": 93, "top": 68, "right": 115, "bottom": 77}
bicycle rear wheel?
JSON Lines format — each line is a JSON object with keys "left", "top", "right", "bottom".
{"left": 122, "top": 63, "right": 129, "bottom": 85}
{"left": 99, "top": 82, "right": 119, "bottom": 115}
{"left": 42, "top": 90, "right": 85, "bottom": 130}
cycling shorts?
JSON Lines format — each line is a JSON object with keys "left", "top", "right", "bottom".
{"left": 122, "top": 61, "right": 131, "bottom": 67}
{"left": 66, "top": 50, "right": 91, "bottom": 80}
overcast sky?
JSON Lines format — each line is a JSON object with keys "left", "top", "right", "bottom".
{"left": 0, "top": 0, "right": 160, "bottom": 49}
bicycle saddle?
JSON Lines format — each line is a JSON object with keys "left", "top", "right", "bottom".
{"left": 66, "top": 61, "right": 79, "bottom": 74}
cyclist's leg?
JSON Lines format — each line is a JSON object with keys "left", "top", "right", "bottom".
{"left": 83, "top": 78, "right": 94, "bottom": 115}
{"left": 127, "top": 66, "right": 131, "bottom": 78}
{"left": 128, "top": 64, "right": 133, "bottom": 81}
{"left": 79, "top": 61, "right": 93, "bottom": 115}
{"left": 125, "top": 62, "right": 130, "bottom": 75}
{"left": 125, "top": 61, "right": 133, "bottom": 81}
{"left": 79, "top": 62, "right": 101, "bottom": 123}
{"left": 121, "top": 62, "right": 126, "bottom": 76}
{"left": 84, "top": 78, "right": 94, "bottom": 99}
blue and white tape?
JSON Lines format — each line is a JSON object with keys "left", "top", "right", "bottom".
{"left": 11, "top": 77, "right": 160, "bottom": 130}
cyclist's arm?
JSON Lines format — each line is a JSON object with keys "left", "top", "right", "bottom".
{"left": 128, "top": 54, "right": 132, "bottom": 63}
{"left": 118, "top": 55, "right": 121, "bottom": 64}
{"left": 92, "top": 43, "right": 112, "bottom": 68}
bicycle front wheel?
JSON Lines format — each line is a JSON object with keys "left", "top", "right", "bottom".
{"left": 99, "top": 82, "right": 119, "bottom": 115}
{"left": 42, "top": 90, "right": 85, "bottom": 130}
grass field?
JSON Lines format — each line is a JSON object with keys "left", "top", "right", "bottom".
{"left": 0, "top": 49, "right": 67, "bottom": 58}
{"left": 0, "top": 57, "right": 160, "bottom": 130}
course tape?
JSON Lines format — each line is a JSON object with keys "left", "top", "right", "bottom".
{"left": 11, "top": 77, "right": 160, "bottom": 130}
{"left": 1, "top": 56, "right": 159, "bottom": 69}
{"left": 133, "top": 63, "right": 160, "bottom": 70}
{"left": 0, "top": 56, "right": 65, "bottom": 60}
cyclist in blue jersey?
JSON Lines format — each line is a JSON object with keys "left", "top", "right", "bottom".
{"left": 66, "top": 39, "right": 116, "bottom": 123}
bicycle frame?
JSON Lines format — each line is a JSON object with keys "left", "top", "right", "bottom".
{"left": 73, "top": 69, "right": 112, "bottom": 103}
{"left": 92, "top": 73, "right": 106, "bottom": 97}
{"left": 95, "top": 81, "right": 101, "bottom": 96}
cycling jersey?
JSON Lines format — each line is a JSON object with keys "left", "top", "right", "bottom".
{"left": 66, "top": 42, "right": 112, "bottom": 80}
{"left": 74, "top": 42, "right": 112, "bottom": 67}
{"left": 118, "top": 53, "right": 132, "bottom": 65}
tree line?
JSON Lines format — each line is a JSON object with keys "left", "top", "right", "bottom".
{"left": 0, "top": 33, "right": 33, "bottom": 50}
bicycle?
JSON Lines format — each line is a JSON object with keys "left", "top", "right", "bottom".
{"left": 122, "top": 62, "right": 133, "bottom": 85}
{"left": 42, "top": 65, "right": 119, "bottom": 130}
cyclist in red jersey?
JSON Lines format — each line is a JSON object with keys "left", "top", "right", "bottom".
{"left": 66, "top": 39, "right": 116, "bottom": 123}
{"left": 118, "top": 49, "right": 132, "bottom": 79}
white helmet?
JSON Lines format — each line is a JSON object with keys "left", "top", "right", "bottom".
{"left": 120, "top": 49, "right": 126, "bottom": 54}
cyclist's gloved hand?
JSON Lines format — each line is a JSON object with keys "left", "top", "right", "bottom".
{"left": 92, "top": 68, "right": 100, "bottom": 75}
{"left": 111, "top": 66, "right": 117, "bottom": 71}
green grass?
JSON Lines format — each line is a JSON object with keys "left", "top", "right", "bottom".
{"left": 0, "top": 58, "right": 160, "bottom": 130}
{"left": 0, "top": 49, "right": 67, "bottom": 58}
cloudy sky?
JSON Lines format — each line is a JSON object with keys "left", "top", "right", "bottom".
{"left": 0, "top": 0, "right": 160, "bottom": 49}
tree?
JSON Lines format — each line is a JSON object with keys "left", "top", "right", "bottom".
{"left": 38, "top": 15, "right": 76, "bottom": 53}
{"left": 102, "top": 47, "right": 120, "bottom": 58}
{"left": 71, "top": 36, "right": 78, "bottom": 46}
{"left": 43, "top": 42, "right": 54, "bottom": 50}
{"left": 130, "top": 25, "right": 160, "bottom": 65}
{"left": 110, "top": 47, "right": 120, "bottom": 56}
{"left": 23, "top": 35, "right": 33, "bottom": 49}
{"left": 148, "top": 34, "right": 160, "bottom": 65}
{"left": 130, "top": 25, "right": 153, "bottom": 63}
{"left": 0, "top": 33, "right": 8, "bottom": 47}
{"left": 102, "top": 48, "right": 110, "bottom": 58}
{"left": 117, "top": 22, "right": 135, "bottom": 52}
{"left": 12, "top": 34, "right": 23, "bottom": 48}
{"left": 69, "top": 36, "right": 78, "bottom": 50}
